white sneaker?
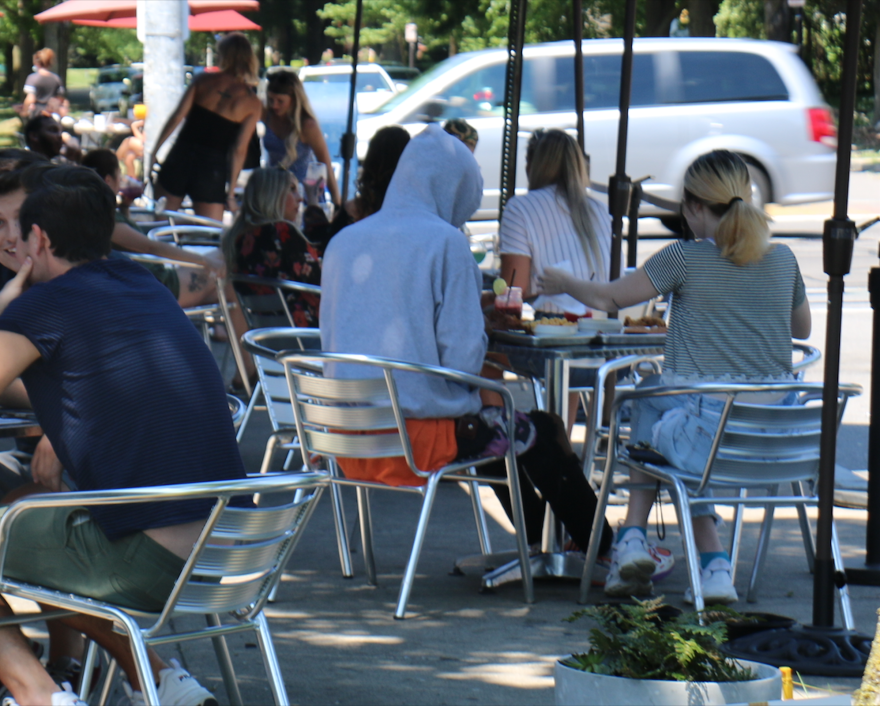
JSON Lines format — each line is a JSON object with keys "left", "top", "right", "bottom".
{"left": 593, "top": 544, "right": 675, "bottom": 587}
{"left": 122, "top": 659, "right": 218, "bottom": 706}
{"left": 604, "top": 552, "right": 654, "bottom": 597}
{"left": 615, "top": 530, "right": 656, "bottom": 583}
{"left": 2, "top": 683, "right": 87, "bottom": 706}
{"left": 684, "top": 557, "right": 739, "bottom": 605}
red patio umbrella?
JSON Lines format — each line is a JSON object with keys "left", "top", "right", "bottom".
{"left": 73, "top": 9, "right": 261, "bottom": 31}
{"left": 35, "top": 0, "right": 258, "bottom": 24}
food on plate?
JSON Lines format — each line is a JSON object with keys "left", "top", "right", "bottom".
{"left": 529, "top": 317, "right": 574, "bottom": 329}
{"left": 623, "top": 314, "right": 667, "bottom": 334}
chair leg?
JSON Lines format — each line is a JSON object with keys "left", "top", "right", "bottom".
{"left": 466, "top": 469, "right": 493, "bottom": 556}
{"left": 330, "top": 480, "right": 354, "bottom": 578}
{"left": 114, "top": 615, "right": 158, "bottom": 706}
{"left": 727, "top": 489, "right": 748, "bottom": 584}
{"left": 356, "top": 486, "right": 377, "bottom": 585}
{"left": 395, "top": 478, "right": 441, "bottom": 619}
{"left": 207, "top": 613, "right": 244, "bottom": 706}
{"left": 96, "top": 655, "right": 117, "bottom": 706}
{"left": 530, "top": 376, "right": 545, "bottom": 411}
{"left": 747, "top": 503, "right": 776, "bottom": 603}
{"left": 236, "top": 381, "right": 262, "bottom": 443}
{"left": 795, "top": 481, "right": 817, "bottom": 573}
{"left": 79, "top": 639, "right": 100, "bottom": 702}
{"left": 831, "top": 520, "right": 855, "bottom": 631}
{"left": 579, "top": 445, "right": 618, "bottom": 602}
{"left": 254, "top": 611, "right": 290, "bottom": 706}
{"left": 673, "top": 481, "right": 704, "bottom": 612}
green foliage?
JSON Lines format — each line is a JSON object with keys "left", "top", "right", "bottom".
{"left": 563, "top": 597, "right": 756, "bottom": 683}
{"left": 715, "top": 0, "right": 766, "bottom": 38}
{"left": 68, "top": 27, "right": 142, "bottom": 68}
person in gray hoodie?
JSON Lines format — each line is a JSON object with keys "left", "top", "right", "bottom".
{"left": 320, "top": 123, "right": 612, "bottom": 555}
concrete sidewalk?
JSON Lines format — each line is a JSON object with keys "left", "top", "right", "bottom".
{"left": 171, "top": 410, "right": 878, "bottom": 705}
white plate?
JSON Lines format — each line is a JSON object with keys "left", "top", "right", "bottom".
{"left": 534, "top": 324, "right": 578, "bottom": 337}
{"left": 577, "top": 318, "right": 624, "bottom": 334}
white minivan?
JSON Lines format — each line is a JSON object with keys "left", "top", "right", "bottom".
{"left": 357, "top": 38, "right": 837, "bottom": 225}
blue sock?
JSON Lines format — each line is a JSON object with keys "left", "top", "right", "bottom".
{"left": 618, "top": 526, "right": 647, "bottom": 542}
{"left": 700, "top": 551, "right": 730, "bottom": 569}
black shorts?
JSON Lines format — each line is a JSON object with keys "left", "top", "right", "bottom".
{"left": 158, "top": 140, "right": 228, "bottom": 204}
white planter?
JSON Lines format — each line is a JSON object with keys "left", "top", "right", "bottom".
{"left": 554, "top": 658, "right": 782, "bottom": 706}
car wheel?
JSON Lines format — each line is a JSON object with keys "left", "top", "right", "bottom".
{"left": 742, "top": 159, "right": 771, "bottom": 210}
{"left": 659, "top": 215, "right": 684, "bottom": 234}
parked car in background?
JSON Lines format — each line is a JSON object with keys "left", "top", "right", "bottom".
{"left": 381, "top": 64, "right": 422, "bottom": 91}
{"left": 90, "top": 64, "right": 142, "bottom": 112}
{"left": 357, "top": 38, "right": 837, "bottom": 225}
{"left": 299, "top": 63, "right": 398, "bottom": 114}
{"left": 118, "top": 65, "right": 207, "bottom": 117}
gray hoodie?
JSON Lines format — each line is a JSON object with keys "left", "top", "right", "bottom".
{"left": 320, "top": 123, "right": 486, "bottom": 419}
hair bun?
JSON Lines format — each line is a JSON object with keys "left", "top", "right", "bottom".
{"left": 728, "top": 196, "right": 744, "bottom": 206}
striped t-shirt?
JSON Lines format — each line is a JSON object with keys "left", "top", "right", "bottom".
{"left": 643, "top": 239, "right": 806, "bottom": 379}
{"left": 500, "top": 186, "right": 612, "bottom": 313}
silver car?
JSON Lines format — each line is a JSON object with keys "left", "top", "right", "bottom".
{"left": 357, "top": 38, "right": 837, "bottom": 224}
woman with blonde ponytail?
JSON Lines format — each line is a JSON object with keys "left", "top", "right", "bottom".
{"left": 539, "top": 150, "right": 811, "bottom": 605}
{"left": 498, "top": 128, "right": 612, "bottom": 314}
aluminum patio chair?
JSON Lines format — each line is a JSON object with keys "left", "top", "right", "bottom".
{"left": 146, "top": 224, "right": 224, "bottom": 247}
{"left": 280, "top": 351, "right": 534, "bottom": 619}
{"left": 579, "top": 380, "right": 861, "bottom": 621}
{"left": 217, "top": 273, "right": 321, "bottom": 416}
{"left": 0, "top": 471, "right": 327, "bottom": 706}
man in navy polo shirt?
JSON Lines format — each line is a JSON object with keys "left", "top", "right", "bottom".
{"left": 0, "top": 164, "right": 239, "bottom": 705}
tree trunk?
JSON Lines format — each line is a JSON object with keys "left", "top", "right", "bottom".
{"left": 15, "top": 30, "right": 34, "bottom": 97}
{"left": 689, "top": 0, "right": 720, "bottom": 36}
{"left": 874, "top": 19, "right": 880, "bottom": 127}
{"left": 3, "top": 45, "right": 13, "bottom": 95}
{"left": 764, "top": 0, "right": 790, "bottom": 42}
{"left": 646, "top": 0, "right": 679, "bottom": 37}
{"left": 42, "top": 20, "right": 69, "bottom": 87}
{"left": 303, "top": 0, "right": 328, "bottom": 65}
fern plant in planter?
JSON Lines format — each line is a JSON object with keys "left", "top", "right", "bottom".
{"left": 554, "top": 598, "right": 782, "bottom": 706}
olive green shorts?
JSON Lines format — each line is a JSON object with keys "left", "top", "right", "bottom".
{"left": 2, "top": 505, "right": 185, "bottom": 612}
{"left": 140, "top": 261, "right": 181, "bottom": 300}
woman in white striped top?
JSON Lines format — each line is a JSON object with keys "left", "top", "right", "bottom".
{"left": 499, "top": 129, "right": 612, "bottom": 314}
{"left": 539, "top": 150, "right": 811, "bottom": 605}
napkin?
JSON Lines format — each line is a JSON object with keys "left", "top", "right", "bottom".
{"left": 533, "top": 260, "right": 588, "bottom": 316}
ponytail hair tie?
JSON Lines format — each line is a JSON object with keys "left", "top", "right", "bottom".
{"left": 728, "top": 196, "right": 744, "bottom": 206}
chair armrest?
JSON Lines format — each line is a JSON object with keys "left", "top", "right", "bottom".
{"left": 0, "top": 472, "right": 328, "bottom": 571}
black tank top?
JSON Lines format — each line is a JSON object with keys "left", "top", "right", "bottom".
{"left": 178, "top": 103, "right": 241, "bottom": 148}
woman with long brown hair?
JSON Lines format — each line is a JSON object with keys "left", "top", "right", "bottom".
{"left": 150, "top": 32, "right": 262, "bottom": 221}
{"left": 262, "top": 70, "right": 341, "bottom": 208}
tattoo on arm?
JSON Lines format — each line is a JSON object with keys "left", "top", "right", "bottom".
{"left": 611, "top": 297, "right": 622, "bottom": 310}
{"left": 188, "top": 271, "right": 209, "bottom": 293}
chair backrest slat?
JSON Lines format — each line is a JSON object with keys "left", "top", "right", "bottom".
{"left": 196, "top": 536, "right": 289, "bottom": 577}
{"left": 176, "top": 577, "right": 268, "bottom": 614}
{"left": 305, "top": 428, "right": 404, "bottom": 458}
{"left": 300, "top": 401, "right": 397, "bottom": 429}
{"left": 211, "top": 500, "right": 310, "bottom": 540}
{"left": 728, "top": 401, "right": 822, "bottom": 427}
{"left": 294, "top": 374, "right": 389, "bottom": 402}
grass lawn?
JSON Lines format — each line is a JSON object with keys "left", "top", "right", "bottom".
{"left": 67, "top": 68, "right": 98, "bottom": 90}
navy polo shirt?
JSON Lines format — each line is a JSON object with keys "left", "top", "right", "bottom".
{"left": 0, "top": 258, "right": 246, "bottom": 540}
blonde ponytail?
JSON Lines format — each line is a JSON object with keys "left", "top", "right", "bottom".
{"left": 684, "top": 150, "right": 771, "bottom": 266}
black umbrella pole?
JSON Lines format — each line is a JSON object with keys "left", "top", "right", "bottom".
{"left": 340, "top": 0, "right": 364, "bottom": 204}
{"left": 814, "top": 272, "right": 847, "bottom": 627}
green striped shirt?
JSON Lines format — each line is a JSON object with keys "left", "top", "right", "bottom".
{"left": 644, "top": 239, "right": 805, "bottom": 379}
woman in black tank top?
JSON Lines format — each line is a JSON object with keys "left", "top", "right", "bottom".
{"left": 150, "top": 33, "right": 262, "bottom": 221}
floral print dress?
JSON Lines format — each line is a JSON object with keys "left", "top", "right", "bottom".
{"left": 232, "top": 221, "right": 323, "bottom": 328}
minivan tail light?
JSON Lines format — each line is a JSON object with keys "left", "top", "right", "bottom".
{"left": 808, "top": 108, "right": 838, "bottom": 148}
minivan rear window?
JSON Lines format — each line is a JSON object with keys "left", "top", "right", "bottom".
{"left": 677, "top": 51, "right": 788, "bottom": 103}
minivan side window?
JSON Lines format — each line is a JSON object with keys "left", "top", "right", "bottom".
{"left": 426, "top": 62, "right": 508, "bottom": 120}
{"left": 677, "top": 51, "right": 788, "bottom": 103}
{"left": 547, "top": 54, "right": 656, "bottom": 112}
